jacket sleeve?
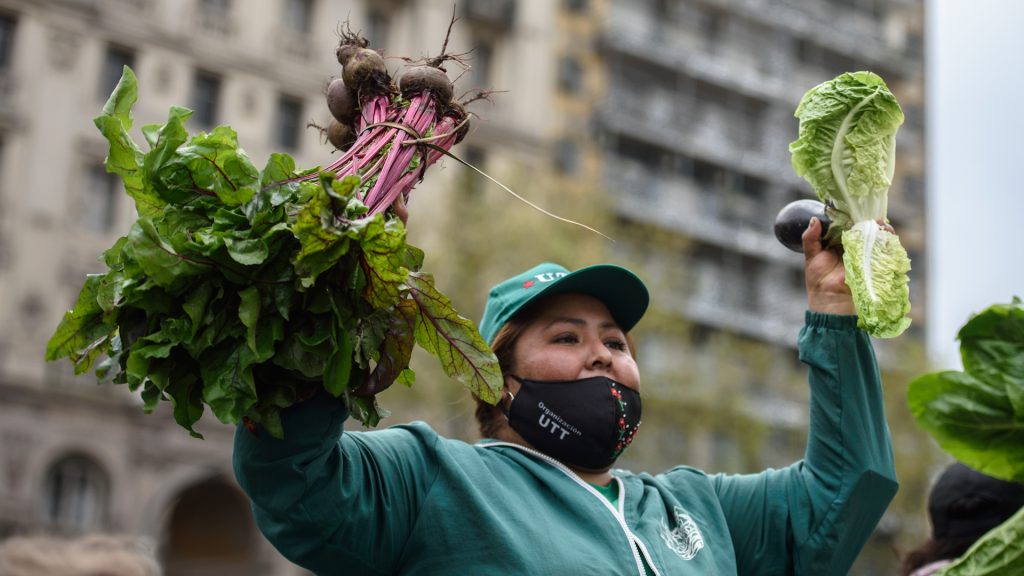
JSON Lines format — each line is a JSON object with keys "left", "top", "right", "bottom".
{"left": 709, "top": 311, "right": 898, "bottom": 575}
{"left": 232, "top": 390, "right": 440, "bottom": 575}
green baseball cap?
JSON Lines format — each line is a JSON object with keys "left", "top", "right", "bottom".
{"left": 478, "top": 262, "right": 649, "bottom": 344}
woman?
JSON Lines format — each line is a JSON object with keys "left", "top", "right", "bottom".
{"left": 233, "top": 218, "right": 898, "bottom": 575}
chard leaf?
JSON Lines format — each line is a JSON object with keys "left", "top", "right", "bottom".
{"left": 324, "top": 325, "right": 354, "bottom": 397}
{"left": 199, "top": 340, "right": 259, "bottom": 424}
{"left": 908, "top": 298, "right": 1024, "bottom": 482}
{"left": 225, "top": 237, "right": 269, "bottom": 266}
{"left": 93, "top": 67, "right": 165, "bottom": 217}
{"left": 144, "top": 106, "right": 195, "bottom": 204}
{"left": 406, "top": 272, "right": 502, "bottom": 404}
{"left": 46, "top": 275, "right": 117, "bottom": 366}
{"left": 175, "top": 126, "right": 259, "bottom": 205}
{"left": 166, "top": 371, "right": 204, "bottom": 439}
{"left": 238, "top": 286, "right": 260, "bottom": 352}
{"left": 359, "top": 217, "right": 409, "bottom": 309}
{"left": 357, "top": 298, "right": 418, "bottom": 396}
{"left": 127, "top": 219, "right": 209, "bottom": 291}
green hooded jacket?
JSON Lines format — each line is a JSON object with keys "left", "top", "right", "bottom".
{"left": 233, "top": 312, "right": 898, "bottom": 575}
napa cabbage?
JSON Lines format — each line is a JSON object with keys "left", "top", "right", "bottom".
{"left": 789, "top": 71, "right": 911, "bottom": 338}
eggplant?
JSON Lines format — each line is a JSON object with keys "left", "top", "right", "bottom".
{"left": 774, "top": 199, "right": 831, "bottom": 253}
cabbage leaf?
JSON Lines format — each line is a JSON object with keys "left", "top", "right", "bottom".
{"left": 789, "top": 71, "right": 911, "bottom": 338}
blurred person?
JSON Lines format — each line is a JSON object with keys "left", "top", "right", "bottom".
{"left": 902, "top": 462, "right": 1024, "bottom": 576}
{"left": 233, "top": 218, "right": 899, "bottom": 574}
{"left": 0, "top": 533, "right": 161, "bottom": 576}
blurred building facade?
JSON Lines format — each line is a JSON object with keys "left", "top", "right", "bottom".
{"left": 0, "top": 0, "right": 931, "bottom": 574}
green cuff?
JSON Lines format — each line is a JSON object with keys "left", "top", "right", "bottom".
{"left": 804, "top": 310, "right": 859, "bottom": 330}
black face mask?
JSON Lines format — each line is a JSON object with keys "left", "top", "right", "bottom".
{"left": 501, "top": 375, "right": 642, "bottom": 471}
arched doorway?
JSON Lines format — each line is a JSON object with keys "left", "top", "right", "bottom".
{"left": 161, "top": 476, "right": 264, "bottom": 576}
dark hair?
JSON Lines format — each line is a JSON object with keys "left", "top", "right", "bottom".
{"left": 901, "top": 463, "right": 1024, "bottom": 575}
{"left": 473, "top": 295, "right": 638, "bottom": 439}
{"left": 900, "top": 535, "right": 978, "bottom": 576}
{"left": 473, "top": 301, "right": 540, "bottom": 439}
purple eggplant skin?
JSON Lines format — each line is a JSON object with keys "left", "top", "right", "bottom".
{"left": 774, "top": 199, "right": 831, "bottom": 253}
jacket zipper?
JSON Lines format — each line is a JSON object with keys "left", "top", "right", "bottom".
{"left": 482, "top": 442, "right": 648, "bottom": 576}
{"left": 614, "top": 476, "right": 663, "bottom": 576}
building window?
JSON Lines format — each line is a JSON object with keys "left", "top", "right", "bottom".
{"left": 365, "top": 8, "right": 390, "bottom": 49}
{"left": 198, "top": 0, "right": 232, "bottom": 35}
{"left": 42, "top": 454, "right": 109, "bottom": 534}
{"left": 554, "top": 138, "right": 580, "bottom": 174}
{"left": 285, "top": 0, "right": 314, "bottom": 34}
{"left": 191, "top": 70, "right": 222, "bottom": 127}
{"left": 99, "top": 45, "right": 134, "bottom": 101}
{"left": 564, "top": 0, "right": 588, "bottom": 12}
{"left": 80, "top": 164, "right": 119, "bottom": 232}
{"left": 274, "top": 94, "right": 303, "bottom": 150}
{"left": 0, "top": 13, "right": 15, "bottom": 71}
{"left": 470, "top": 41, "right": 493, "bottom": 88}
{"left": 557, "top": 56, "right": 584, "bottom": 94}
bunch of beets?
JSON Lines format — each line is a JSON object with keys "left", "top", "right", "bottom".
{"left": 44, "top": 29, "right": 503, "bottom": 439}
{"left": 310, "top": 30, "right": 472, "bottom": 216}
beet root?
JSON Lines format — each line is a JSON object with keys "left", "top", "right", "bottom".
{"left": 326, "top": 119, "right": 357, "bottom": 151}
{"left": 342, "top": 48, "right": 387, "bottom": 92}
{"left": 326, "top": 78, "right": 357, "bottom": 124}
{"left": 399, "top": 66, "right": 453, "bottom": 103}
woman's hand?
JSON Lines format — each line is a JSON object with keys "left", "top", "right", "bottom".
{"left": 802, "top": 217, "right": 855, "bottom": 315}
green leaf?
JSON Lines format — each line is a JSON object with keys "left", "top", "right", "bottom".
{"left": 225, "top": 237, "right": 269, "bottom": 266}
{"left": 183, "top": 282, "right": 215, "bottom": 337}
{"left": 199, "top": 340, "right": 259, "bottom": 424}
{"left": 406, "top": 272, "right": 503, "bottom": 404}
{"left": 938, "top": 508, "right": 1024, "bottom": 575}
{"left": 790, "top": 71, "right": 904, "bottom": 225}
{"left": 126, "top": 218, "right": 209, "bottom": 291}
{"left": 93, "top": 66, "right": 165, "bottom": 217}
{"left": 176, "top": 126, "right": 259, "bottom": 206}
{"left": 166, "top": 371, "right": 205, "bottom": 439}
{"left": 841, "top": 223, "right": 912, "bottom": 338}
{"left": 45, "top": 275, "right": 117, "bottom": 367}
{"left": 356, "top": 298, "right": 418, "bottom": 396}
{"left": 908, "top": 298, "right": 1024, "bottom": 482}
{"left": 359, "top": 217, "right": 410, "bottom": 309}
{"left": 143, "top": 106, "right": 195, "bottom": 204}
{"left": 324, "top": 324, "right": 354, "bottom": 397}
{"left": 238, "top": 286, "right": 260, "bottom": 352}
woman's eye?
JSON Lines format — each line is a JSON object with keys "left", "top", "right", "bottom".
{"left": 554, "top": 333, "right": 579, "bottom": 344}
{"left": 605, "top": 339, "right": 627, "bottom": 351}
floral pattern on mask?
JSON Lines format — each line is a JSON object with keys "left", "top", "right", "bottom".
{"left": 610, "top": 382, "right": 641, "bottom": 458}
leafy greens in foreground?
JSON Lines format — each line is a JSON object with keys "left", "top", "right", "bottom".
{"left": 789, "top": 71, "right": 911, "bottom": 338}
{"left": 45, "top": 67, "right": 503, "bottom": 438}
{"left": 907, "top": 297, "right": 1024, "bottom": 575}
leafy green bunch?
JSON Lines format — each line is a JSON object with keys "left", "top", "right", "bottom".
{"left": 45, "top": 67, "right": 502, "bottom": 438}
{"left": 908, "top": 297, "right": 1024, "bottom": 574}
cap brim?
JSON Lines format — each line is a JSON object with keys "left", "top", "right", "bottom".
{"left": 521, "top": 264, "right": 649, "bottom": 334}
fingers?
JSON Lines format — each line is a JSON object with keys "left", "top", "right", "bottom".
{"left": 802, "top": 217, "right": 823, "bottom": 259}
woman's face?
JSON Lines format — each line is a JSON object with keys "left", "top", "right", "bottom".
{"left": 508, "top": 292, "right": 640, "bottom": 393}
